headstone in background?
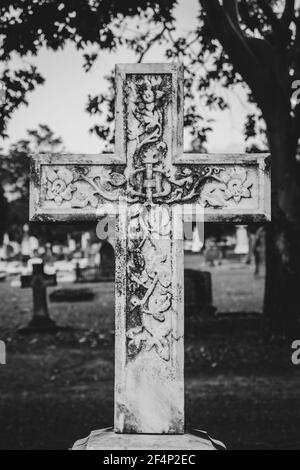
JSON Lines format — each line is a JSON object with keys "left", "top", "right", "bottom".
{"left": 99, "top": 240, "right": 115, "bottom": 280}
{"left": 1, "top": 233, "right": 10, "bottom": 260}
{"left": 81, "top": 232, "right": 91, "bottom": 259}
{"left": 21, "top": 224, "right": 31, "bottom": 265}
{"left": 20, "top": 262, "right": 58, "bottom": 332}
{"left": 234, "top": 225, "right": 249, "bottom": 255}
{"left": 44, "top": 243, "right": 55, "bottom": 266}
{"left": 184, "top": 269, "right": 215, "bottom": 320}
{"left": 27, "top": 257, "right": 44, "bottom": 274}
{"left": 67, "top": 235, "right": 76, "bottom": 253}
{"left": 253, "top": 226, "right": 265, "bottom": 276}
{"left": 192, "top": 226, "right": 203, "bottom": 253}
{"left": 74, "top": 240, "right": 115, "bottom": 283}
{"left": 52, "top": 244, "right": 64, "bottom": 259}
{"left": 204, "top": 240, "right": 221, "bottom": 266}
{"left": 50, "top": 287, "right": 95, "bottom": 303}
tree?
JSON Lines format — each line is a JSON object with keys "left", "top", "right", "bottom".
{"left": 2, "top": 0, "right": 300, "bottom": 339}
{"left": 86, "top": 1, "right": 300, "bottom": 339}
{"left": 195, "top": 0, "right": 300, "bottom": 340}
{"left": 1, "top": 124, "right": 64, "bottom": 200}
{"left": 0, "top": 185, "right": 8, "bottom": 244}
{"left": 0, "top": 124, "right": 64, "bottom": 239}
{"left": 0, "top": 0, "right": 176, "bottom": 137}
{"left": 0, "top": 125, "right": 96, "bottom": 243}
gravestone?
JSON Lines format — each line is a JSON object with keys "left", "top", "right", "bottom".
{"left": 20, "top": 262, "right": 58, "bottom": 332}
{"left": 44, "top": 242, "right": 55, "bottom": 265}
{"left": 184, "top": 269, "right": 215, "bottom": 320}
{"left": 75, "top": 241, "right": 115, "bottom": 282}
{"left": 205, "top": 240, "right": 221, "bottom": 266}
{"left": 21, "top": 224, "right": 30, "bottom": 265}
{"left": 67, "top": 235, "right": 76, "bottom": 253}
{"left": 29, "top": 63, "right": 270, "bottom": 449}
{"left": 50, "top": 287, "right": 95, "bottom": 303}
{"left": 1, "top": 233, "right": 10, "bottom": 260}
{"left": 99, "top": 241, "right": 115, "bottom": 280}
{"left": 191, "top": 226, "right": 203, "bottom": 252}
{"left": 81, "top": 232, "right": 91, "bottom": 259}
{"left": 234, "top": 225, "right": 249, "bottom": 255}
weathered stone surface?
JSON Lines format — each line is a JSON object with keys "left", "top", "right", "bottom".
{"left": 115, "top": 206, "right": 184, "bottom": 433}
{"left": 28, "top": 63, "right": 271, "bottom": 441}
{"left": 72, "top": 428, "right": 221, "bottom": 450}
{"left": 30, "top": 157, "right": 271, "bottom": 224}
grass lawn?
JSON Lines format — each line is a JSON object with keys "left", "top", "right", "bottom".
{"left": 0, "top": 256, "right": 299, "bottom": 450}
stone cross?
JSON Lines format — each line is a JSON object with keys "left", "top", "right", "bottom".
{"left": 21, "top": 262, "right": 57, "bottom": 331}
{"left": 30, "top": 64, "right": 270, "bottom": 441}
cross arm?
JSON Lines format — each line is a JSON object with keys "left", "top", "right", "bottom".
{"left": 30, "top": 153, "right": 126, "bottom": 222}
{"left": 174, "top": 153, "right": 270, "bottom": 223}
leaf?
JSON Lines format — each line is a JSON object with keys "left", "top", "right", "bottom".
{"left": 46, "top": 168, "right": 57, "bottom": 183}
{"left": 108, "top": 172, "right": 126, "bottom": 187}
{"left": 57, "top": 168, "right": 73, "bottom": 185}
{"left": 202, "top": 188, "right": 225, "bottom": 207}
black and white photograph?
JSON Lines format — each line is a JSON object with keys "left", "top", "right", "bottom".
{"left": 0, "top": 0, "right": 299, "bottom": 452}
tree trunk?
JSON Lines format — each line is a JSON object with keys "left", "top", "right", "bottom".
{"left": 263, "top": 114, "right": 300, "bottom": 341}
{"left": 0, "top": 186, "right": 8, "bottom": 244}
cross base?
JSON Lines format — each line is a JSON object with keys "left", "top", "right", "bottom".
{"left": 72, "top": 428, "right": 225, "bottom": 450}
{"left": 18, "top": 317, "right": 62, "bottom": 334}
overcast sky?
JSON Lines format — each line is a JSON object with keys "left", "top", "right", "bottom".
{"left": 0, "top": 0, "right": 257, "bottom": 154}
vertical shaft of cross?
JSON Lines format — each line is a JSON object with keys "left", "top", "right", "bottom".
{"left": 113, "top": 64, "right": 185, "bottom": 434}
{"left": 115, "top": 205, "right": 184, "bottom": 433}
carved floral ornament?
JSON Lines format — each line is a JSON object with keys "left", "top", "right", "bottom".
{"left": 44, "top": 164, "right": 253, "bottom": 208}
{"left": 46, "top": 168, "right": 76, "bottom": 205}
{"left": 126, "top": 205, "right": 174, "bottom": 362}
{"left": 220, "top": 167, "right": 253, "bottom": 203}
{"left": 44, "top": 166, "right": 126, "bottom": 207}
{"left": 125, "top": 74, "right": 168, "bottom": 150}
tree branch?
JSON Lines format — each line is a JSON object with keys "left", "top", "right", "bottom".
{"left": 256, "top": 0, "right": 285, "bottom": 39}
{"left": 294, "top": 12, "right": 300, "bottom": 78}
{"left": 292, "top": 102, "right": 300, "bottom": 143}
{"left": 200, "top": 0, "right": 278, "bottom": 116}
{"left": 223, "top": 0, "right": 239, "bottom": 28}
{"left": 281, "top": 0, "right": 295, "bottom": 28}
{"left": 137, "top": 24, "right": 169, "bottom": 62}
{"left": 200, "top": 0, "right": 259, "bottom": 66}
